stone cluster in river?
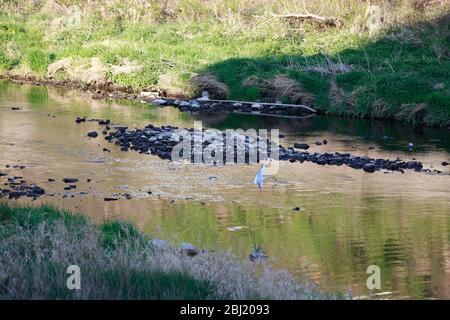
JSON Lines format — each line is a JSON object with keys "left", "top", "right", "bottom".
{"left": 99, "top": 121, "right": 427, "bottom": 173}
{"left": 0, "top": 175, "right": 45, "bottom": 200}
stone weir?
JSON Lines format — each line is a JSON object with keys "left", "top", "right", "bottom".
{"left": 151, "top": 98, "right": 317, "bottom": 117}
{"left": 100, "top": 123, "right": 426, "bottom": 174}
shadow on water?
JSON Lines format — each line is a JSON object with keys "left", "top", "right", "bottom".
{"left": 191, "top": 111, "right": 450, "bottom": 153}
{"left": 197, "top": 13, "right": 450, "bottom": 129}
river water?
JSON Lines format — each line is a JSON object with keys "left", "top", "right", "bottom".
{"left": 1, "top": 81, "right": 450, "bottom": 299}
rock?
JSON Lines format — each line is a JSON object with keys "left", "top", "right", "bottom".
{"left": 11, "top": 107, "right": 21, "bottom": 111}
{"left": 249, "top": 246, "right": 267, "bottom": 262}
{"left": 151, "top": 99, "right": 167, "bottom": 106}
{"left": 197, "top": 91, "right": 210, "bottom": 101}
{"left": 363, "top": 163, "right": 376, "bottom": 173}
{"left": 189, "top": 100, "right": 200, "bottom": 108}
{"left": 292, "top": 207, "right": 301, "bottom": 211}
{"left": 279, "top": 134, "right": 286, "bottom": 138}
{"left": 251, "top": 103, "right": 263, "bottom": 110}
{"left": 104, "top": 197, "right": 119, "bottom": 201}
{"left": 87, "top": 131, "right": 98, "bottom": 138}
{"left": 75, "top": 117, "right": 86, "bottom": 123}
{"left": 322, "top": 139, "right": 328, "bottom": 145}
{"left": 63, "top": 178, "right": 79, "bottom": 183}
{"left": 442, "top": 161, "right": 449, "bottom": 166}
{"left": 294, "top": 143, "right": 310, "bottom": 150}
{"left": 48, "top": 178, "right": 55, "bottom": 182}
{"left": 0, "top": 172, "right": 7, "bottom": 177}
{"left": 315, "top": 141, "right": 322, "bottom": 146}
{"left": 180, "top": 242, "right": 198, "bottom": 256}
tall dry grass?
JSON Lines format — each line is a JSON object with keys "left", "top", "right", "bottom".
{"left": 1, "top": 0, "right": 448, "bottom": 30}
{"left": 0, "top": 204, "right": 334, "bottom": 299}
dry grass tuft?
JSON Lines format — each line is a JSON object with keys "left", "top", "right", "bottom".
{"left": 242, "top": 75, "right": 315, "bottom": 105}
{"left": 190, "top": 73, "right": 229, "bottom": 99}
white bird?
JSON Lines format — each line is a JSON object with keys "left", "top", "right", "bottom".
{"left": 253, "top": 162, "right": 265, "bottom": 191}
{"left": 408, "top": 142, "right": 414, "bottom": 150}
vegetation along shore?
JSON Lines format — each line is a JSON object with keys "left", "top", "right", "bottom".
{"left": 0, "top": 0, "right": 449, "bottom": 127}
{"left": 0, "top": 203, "right": 337, "bottom": 299}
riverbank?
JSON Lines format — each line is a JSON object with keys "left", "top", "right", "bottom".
{"left": 0, "top": 203, "right": 334, "bottom": 299}
{"left": 0, "top": 1, "right": 449, "bottom": 128}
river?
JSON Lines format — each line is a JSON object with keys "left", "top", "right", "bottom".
{"left": 1, "top": 80, "right": 449, "bottom": 299}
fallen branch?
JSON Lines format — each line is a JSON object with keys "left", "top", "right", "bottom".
{"left": 272, "top": 13, "right": 341, "bottom": 28}
{"left": 202, "top": 98, "right": 317, "bottom": 113}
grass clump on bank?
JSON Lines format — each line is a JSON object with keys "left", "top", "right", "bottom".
{"left": 0, "top": 203, "right": 332, "bottom": 299}
{"left": 0, "top": 0, "right": 449, "bottom": 127}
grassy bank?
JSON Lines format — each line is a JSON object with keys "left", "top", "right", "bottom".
{"left": 0, "top": 1, "right": 449, "bottom": 127}
{"left": 0, "top": 203, "right": 332, "bottom": 299}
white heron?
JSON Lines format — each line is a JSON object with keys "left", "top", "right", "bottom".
{"left": 253, "top": 162, "right": 266, "bottom": 191}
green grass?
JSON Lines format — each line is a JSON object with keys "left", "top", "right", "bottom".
{"left": 0, "top": 202, "right": 331, "bottom": 300}
{"left": 0, "top": 2, "right": 448, "bottom": 127}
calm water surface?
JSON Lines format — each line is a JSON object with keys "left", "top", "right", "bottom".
{"left": 1, "top": 81, "right": 450, "bottom": 299}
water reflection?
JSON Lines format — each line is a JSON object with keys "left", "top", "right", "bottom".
{"left": 1, "top": 80, "right": 450, "bottom": 299}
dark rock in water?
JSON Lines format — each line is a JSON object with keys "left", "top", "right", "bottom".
{"left": 294, "top": 143, "right": 310, "bottom": 150}
{"left": 315, "top": 141, "right": 322, "bottom": 146}
{"left": 98, "top": 119, "right": 111, "bottom": 125}
{"left": 0, "top": 172, "right": 7, "bottom": 177}
{"left": 87, "top": 179, "right": 91, "bottom": 183}
{"left": 249, "top": 246, "right": 267, "bottom": 262}
{"left": 104, "top": 197, "right": 119, "bottom": 201}
{"left": 102, "top": 148, "right": 110, "bottom": 152}
{"left": 30, "top": 186, "right": 45, "bottom": 195}
{"left": 11, "top": 107, "right": 21, "bottom": 111}
{"left": 63, "top": 178, "right": 79, "bottom": 183}
{"left": 48, "top": 178, "right": 55, "bottom": 182}
{"left": 180, "top": 242, "right": 198, "bottom": 256}
{"left": 368, "top": 146, "right": 375, "bottom": 150}
{"left": 87, "top": 131, "right": 98, "bottom": 138}
{"left": 442, "top": 161, "right": 449, "bottom": 166}
{"left": 292, "top": 207, "right": 301, "bottom": 211}
{"left": 64, "top": 186, "right": 71, "bottom": 190}
{"left": 279, "top": 134, "right": 286, "bottom": 138}
{"left": 75, "top": 117, "right": 86, "bottom": 123}
{"left": 322, "top": 139, "right": 328, "bottom": 145}
{"left": 93, "top": 118, "right": 429, "bottom": 174}
{"left": 363, "top": 163, "right": 376, "bottom": 173}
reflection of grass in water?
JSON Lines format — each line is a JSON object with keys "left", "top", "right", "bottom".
{"left": 26, "top": 86, "right": 48, "bottom": 106}
{"left": 138, "top": 191, "right": 450, "bottom": 299}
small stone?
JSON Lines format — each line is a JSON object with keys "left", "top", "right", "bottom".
{"left": 63, "top": 178, "right": 79, "bottom": 183}
{"left": 363, "top": 163, "right": 376, "bottom": 173}
{"left": 294, "top": 143, "right": 310, "bottom": 150}
{"left": 442, "top": 161, "right": 449, "bottom": 166}
{"left": 104, "top": 197, "right": 119, "bottom": 201}
{"left": 87, "top": 131, "right": 98, "bottom": 138}
{"left": 152, "top": 99, "right": 167, "bottom": 106}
